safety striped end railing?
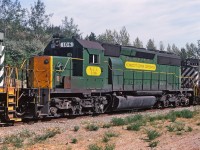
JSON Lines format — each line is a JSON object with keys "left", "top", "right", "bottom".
{"left": 0, "top": 32, "right": 4, "bottom": 87}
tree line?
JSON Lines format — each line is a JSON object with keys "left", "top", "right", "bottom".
{"left": 0, "top": 0, "right": 199, "bottom": 66}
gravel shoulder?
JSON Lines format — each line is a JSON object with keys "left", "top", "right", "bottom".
{"left": 0, "top": 106, "right": 200, "bottom": 150}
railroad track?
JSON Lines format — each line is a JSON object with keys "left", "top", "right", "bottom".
{"left": 7, "top": 105, "right": 198, "bottom": 127}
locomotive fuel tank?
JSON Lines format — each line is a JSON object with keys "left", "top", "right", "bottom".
{"left": 113, "top": 96, "right": 156, "bottom": 110}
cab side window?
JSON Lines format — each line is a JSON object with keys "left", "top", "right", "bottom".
{"left": 89, "top": 54, "right": 99, "bottom": 64}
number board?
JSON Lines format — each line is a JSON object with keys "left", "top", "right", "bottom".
{"left": 60, "top": 42, "right": 74, "bottom": 48}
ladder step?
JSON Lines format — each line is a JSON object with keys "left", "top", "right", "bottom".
{"left": 8, "top": 98, "right": 15, "bottom": 103}
{"left": 10, "top": 118, "right": 21, "bottom": 122}
{"left": 8, "top": 110, "right": 16, "bottom": 113}
{"left": 8, "top": 102, "right": 16, "bottom": 105}
{"left": 8, "top": 106, "right": 15, "bottom": 111}
{"left": 39, "top": 114, "right": 48, "bottom": 117}
{"left": 37, "top": 105, "right": 44, "bottom": 108}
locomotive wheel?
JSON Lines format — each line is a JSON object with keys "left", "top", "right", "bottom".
{"left": 173, "top": 100, "right": 180, "bottom": 108}
{"left": 163, "top": 100, "right": 169, "bottom": 108}
{"left": 157, "top": 101, "right": 163, "bottom": 109}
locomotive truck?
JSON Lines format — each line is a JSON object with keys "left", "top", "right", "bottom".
{"left": 0, "top": 35, "right": 199, "bottom": 125}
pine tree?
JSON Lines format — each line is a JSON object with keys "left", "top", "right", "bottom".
{"left": 167, "top": 44, "right": 172, "bottom": 52}
{"left": 88, "top": 32, "right": 96, "bottom": 41}
{"left": 159, "top": 41, "right": 165, "bottom": 51}
{"left": 28, "top": 0, "right": 52, "bottom": 41}
{"left": 61, "top": 16, "right": 81, "bottom": 38}
{"left": 133, "top": 37, "right": 143, "bottom": 48}
{"left": 146, "top": 39, "right": 156, "bottom": 50}
{"left": 118, "top": 26, "right": 130, "bottom": 46}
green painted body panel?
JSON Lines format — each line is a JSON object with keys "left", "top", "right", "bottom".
{"left": 70, "top": 48, "right": 105, "bottom": 91}
{"left": 83, "top": 48, "right": 104, "bottom": 90}
{"left": 48, "top": 39, "right": 181, "bottom": 93}
{"left": 52, "top": 56, "right": 71, "bottom": 88}
{"left": 119, "top": 47, "right": 180, "bottom": 91}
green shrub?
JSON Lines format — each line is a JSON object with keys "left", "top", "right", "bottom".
{"left": 71, "top": 138, "right": 78, "bottom": 144}
{"left": 180, "top": 109, "right": 194, "bottom": 118}
{"left": 187, "top": 126, "right": 193, "bottom": 132}
{"left": 166, "top": 122, "right": 186, "bottom": 132}
{"left": 19, "top": 129, "right": 33, "bottom": 138}
{"left": 102, "top": 136, "right": 109, "bottom": 143}
{"left": 127, "top": 123, "right": 141, "bottom": 131}
{"left": 166, "top": 125, "right": 175, "bottom": 132}
{"left": 146, "top": 130, "right": 160, "bottom": 141}
{"left": 148, "top": 141, "right": 159, "bottom": 148}
{"left": 125, "top": 114, "right": 143, "bottom": 124}
{"left": 176, "top": 131, "right": 183, "bottom": 135}
{"left": 105, "top": 144, "right": 115, "bottom": 150}
{"left": 149, "top": 115, "right": 165, "bottom": 122}
{"left": 0, "top": 145, "right": 8, "bottom": 150}
{"left": 102, "top": 123, "right": 111, "bottom": 128}
{"left": 149, "top": 116, "right": 156, "bottom": 122}
{"left": 86, "top": 124, "right": 99, "bottom": 131}
{"left": 34, "top": 128, "right": 61, "bottom": 143}
{"left": 88, "top": 144, "right": 103, "bottom": 150}
{"left": 105, "top": 131, "right": 119, "bottom": 138}
{"left": 4, "top": 135, "right": 23, "bottom": 148}
{"left": 74, "top": 126, "right": 80, "bottom": 132}
{"left": 111, "top": 118, "right": 125, "bottom": 126}
{"left": 175, "top": 122, "right": 185, "bottom": 131}
{"left": 166, "top": 113, "right": 177, "bottom": 122}
{"left": 155, "top": 115, "right": 165, "bottom": 120}
{"left": 166, "top": 110, "right": 194, "bottom": 120}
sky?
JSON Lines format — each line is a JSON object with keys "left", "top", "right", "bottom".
{"left": 20, "top": 0, "right": 200, "bottom": 49}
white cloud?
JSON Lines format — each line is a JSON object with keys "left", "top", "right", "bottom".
{"left": 22, "top": 0, "right": 200, "bottom": 48}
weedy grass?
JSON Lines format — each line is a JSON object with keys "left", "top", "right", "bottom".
{"left": 88, "top": 144, "right": 103, "bottom": 150}
{"left": 146, "top": 130, "right": 161, "bottom": 141}
{"left": 74, "top": 126, "right": 80, "bottom": 132}
{"left": 186, "top": 126, "right": 193, "bottom": 132}
{"left": 166, "top": 124, "right": 175, "bottom": 132}
{"left": 102, "top": 136, "right": 110, "bottom": 143}
{"left": 148, "top": 141, "right": 159, "bottom": 148}
{"left": 86, "top": 124, "right": 99, "bottom": 131}
{"left": 166, "top": 110, "right": 194, "bottom": 120}
{"left": 166, "top": 121, "right": 189, "bottom": 133}
{"left": 4, "top": 135, "right": 23, "bottom": 148}
{"left": 33, "top": 128, "right": 61, "bottom": 143}
{"left": 88, "top": 143, "right": 115, "bottom": 150}
{"left": 102, "top": 123, "right": 112, "bottom": 128}
{"left": 71, "top": 138, "right": 78, "bottom": 144}
{"left": 176, "top": 131, "right": 183, "bottom": 135}
{"left": 148, "top": 109, "right": 194, "bottom": 123}
{"left": 3, "top": 130, "right": 33, "bottom": 148}
{"left": 127, "top": 122, "right": 142, "bottom": 131}
{"left": 104, "top": 144, "right": 115, "bottom": 150}
{"left": 176, "top": 122, "right": 185, "bottom": 131}
{"left": 0, "top": 145, "right": 8, "bottom": 150}
{"left": 125, "top": 114, "right": 143, "bottom": 124}
{"left": 104, "top": 131, "right": 119, "bottom": 138}
{"left": 18, "top": 129, "right": 33, "bottom": 138}
{"left": 111, "top": 118, "right": 126, "bottom": 126}
{"left": 102, "top": 131, "right": 119, "bottom": 143}
{"left": 149, "top": 115, "right": 165, "bottom": 122}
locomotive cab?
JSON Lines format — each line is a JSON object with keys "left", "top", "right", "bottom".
{"left": 28, "top": 36, "right": 105, "bottom": 93}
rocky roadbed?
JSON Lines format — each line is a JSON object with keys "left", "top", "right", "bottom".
{"left": 0, "top": 106, "right": 200, "bottom": 150}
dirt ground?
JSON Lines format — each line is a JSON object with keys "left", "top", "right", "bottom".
{"left": 1, "top": 106, "right": 200, "bottom": 150}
